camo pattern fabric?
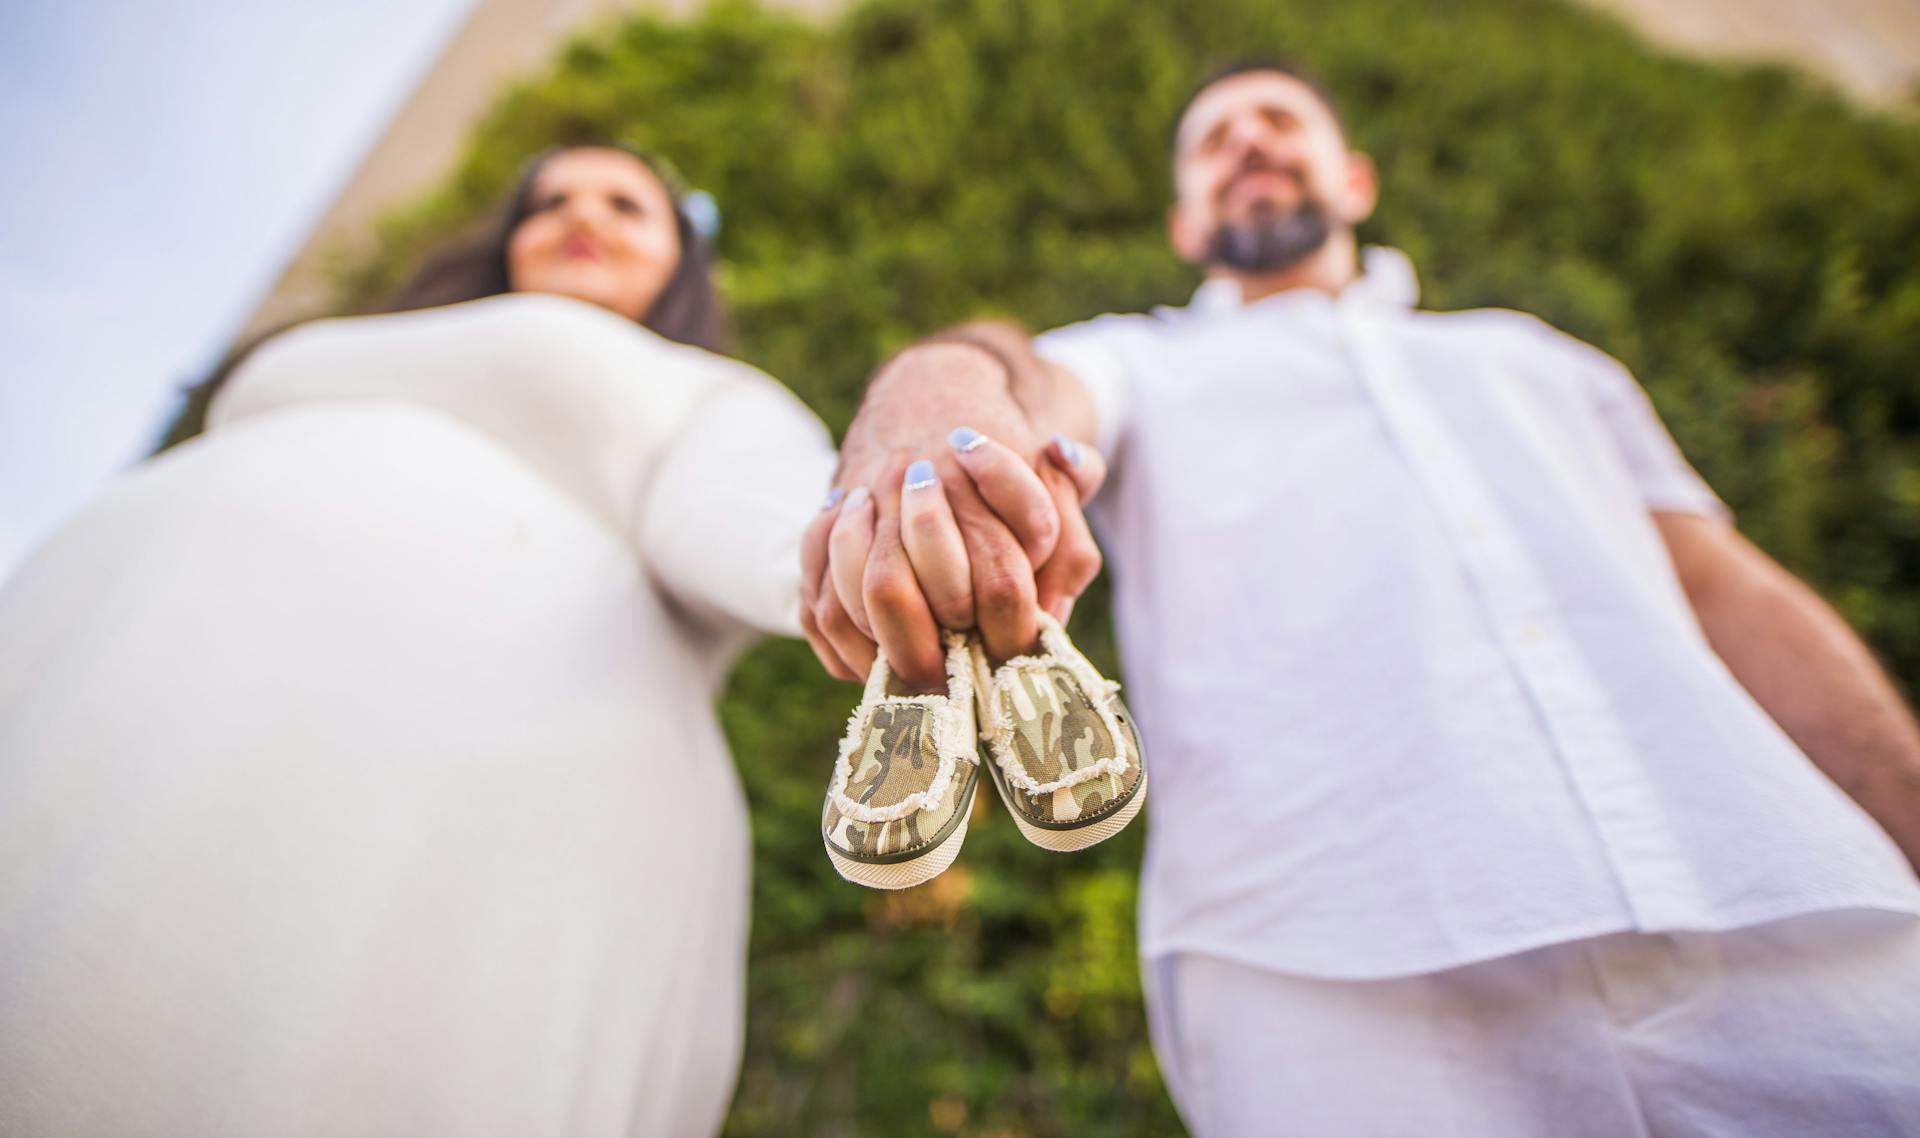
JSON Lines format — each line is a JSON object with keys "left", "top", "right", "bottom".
{"left": 823, "top": 702, "right": 974, "bottom": 858}
{"left": 998, "top": 664, "right": 1143, "bottom": 824}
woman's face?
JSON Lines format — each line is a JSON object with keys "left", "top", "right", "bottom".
{"left": 506, "top": 148, "right": 681, "bottom": 321}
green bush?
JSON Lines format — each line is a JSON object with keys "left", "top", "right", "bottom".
{"left": 332, "top": 1, "right": 1920, "bottom": 1133}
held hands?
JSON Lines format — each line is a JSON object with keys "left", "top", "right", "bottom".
{"left": 799, "top": 346, "right": 1106, "bottom": 689}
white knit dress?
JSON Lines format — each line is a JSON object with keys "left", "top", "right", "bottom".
{"left": 0, "top": 294, "right": 835, "bottom": 1137}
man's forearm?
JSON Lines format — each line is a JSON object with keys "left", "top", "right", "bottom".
{"left": 1673, "top": 519, "right": 1920, "bottom": 871}
{"left": 838, "top": 323, "right": 1097, "bottom": 480}
{"left": 924, "top": 322, "right": 1099, "bottom": 444}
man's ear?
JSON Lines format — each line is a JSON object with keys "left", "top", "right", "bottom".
{"left": 1343, "top": 151, "right": 1380, "bottom": 226}
{"left": 1168, "top": 201, "right": 1207, "bottom": 264}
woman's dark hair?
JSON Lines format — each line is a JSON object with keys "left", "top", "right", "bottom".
{"left": 159, "top": 144, "right": 724, "bottom": 449}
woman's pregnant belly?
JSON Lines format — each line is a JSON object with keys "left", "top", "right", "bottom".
{"left": 0, "top": 403, "right": 750, "bottom": 1137}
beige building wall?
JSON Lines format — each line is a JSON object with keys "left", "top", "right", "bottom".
{"left": 1586, "top": 0, "right": 1920, "bottom": 104}
{"left": 242, "top": 0, "right": 1919, "bottom": 338}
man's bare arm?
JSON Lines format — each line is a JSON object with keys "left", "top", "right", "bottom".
{"left": 1660, "top": 512, "right": 1920, "bottom": 872}
{"left": 832, "top": 323, "right": 1096, "bottom": 471}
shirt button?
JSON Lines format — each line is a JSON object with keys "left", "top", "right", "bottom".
{"left": 1466, "top": 514, "right": 1489, "bottom": 538}
{"left": 1519, "top": 621, "right": 1544, "bottom": 642}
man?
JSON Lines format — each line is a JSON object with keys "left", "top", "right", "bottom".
{"left": 803, "top": 59, "right": 1920, "bottom": 1135}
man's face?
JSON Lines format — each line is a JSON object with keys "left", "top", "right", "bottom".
{"left": 1170, "top": 72, "right": 1377, "bottom": 273}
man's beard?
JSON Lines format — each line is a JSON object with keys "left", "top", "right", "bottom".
{"left": 1206, "top": 199, "right": 1333, "bottom": 275}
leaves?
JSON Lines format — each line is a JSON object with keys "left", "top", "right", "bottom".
{"left": 326, "top": 0, "right": 1920, "bottom": 1132}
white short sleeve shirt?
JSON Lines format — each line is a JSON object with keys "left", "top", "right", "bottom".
{"left": 1035, "top": 248, "right": 1920, "bottom": 980}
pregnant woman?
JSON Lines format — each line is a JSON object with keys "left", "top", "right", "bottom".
{"left": 0, "top": 145, "right": 835, "bottom": 1137}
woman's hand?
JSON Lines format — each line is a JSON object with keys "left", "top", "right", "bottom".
{"left": 800, "top": 344, "right": 1106, "bottom": 689}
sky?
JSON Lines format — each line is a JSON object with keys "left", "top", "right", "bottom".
{"left": 0, "top": 0, "right": 475, "bottom": 580}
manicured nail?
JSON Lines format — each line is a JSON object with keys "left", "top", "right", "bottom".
{"left": 948, "top": 426, "right": 987, "bottom": 453}
{"left": 1052, "top": 434, "right": 1082, "bottom": 465}
{"left": 821, "top": 487, "right": 845, "bottom": 511}
{"left": 904, "top": 460, "right": 938, "bottom": 491}
{"left": 843, "top": 486, "right": 871, "bottom": 510}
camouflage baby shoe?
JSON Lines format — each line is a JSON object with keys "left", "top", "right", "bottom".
{"left": 970, "top": 613, "right": 1147, "bottom": 851}
{"left": 822, "top": 630, "right": 981, "bottom": 890}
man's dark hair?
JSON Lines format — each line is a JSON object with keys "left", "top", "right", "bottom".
{"left": 1171, "top": 56, "right": 1347, "bottom": 151}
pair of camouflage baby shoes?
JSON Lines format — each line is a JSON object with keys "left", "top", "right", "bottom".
{"left": 821, "top": 613, "right": 1148, "bottom": 890}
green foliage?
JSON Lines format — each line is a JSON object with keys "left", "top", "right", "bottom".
{"left": 333, "top": 0, "right": 1920, "bottom": 1132}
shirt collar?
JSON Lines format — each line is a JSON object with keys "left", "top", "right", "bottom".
{"left": 1180, "top": 245, "right": 1420, "bottom": 317}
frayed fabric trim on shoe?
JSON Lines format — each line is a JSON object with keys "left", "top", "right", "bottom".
{"left": 975, "top": 612, "right": 1134, "bottom": 796}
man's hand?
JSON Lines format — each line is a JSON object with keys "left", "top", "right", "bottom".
{"left": 799, "top": 338, "right": 1105, "bottom": 689}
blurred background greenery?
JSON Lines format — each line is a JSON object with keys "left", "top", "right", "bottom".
{"left": 319, "top": 0, "right": 1920, "bottom": 1132}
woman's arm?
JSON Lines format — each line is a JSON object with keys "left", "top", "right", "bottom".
{"left": 637, "top": 378, "right": 838, "bottom": 637}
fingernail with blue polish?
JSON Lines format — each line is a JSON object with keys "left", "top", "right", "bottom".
{"left": 949, "top": 426, "right": 986, "bottom": 453}
{"left": 821, "top": 487, "right": 845, "bottom": 511}
{"left": 1053, "top": 434, "right": 1082, "bottom": 465}
{"left": 844, "top": 486, "right": 871, "bottom": 510}
{"left": 904, "top": 460, "right": 938, "bottom": 491}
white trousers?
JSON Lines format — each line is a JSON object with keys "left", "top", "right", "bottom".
{"left": 1145, "top": 913, "right": 1920, "bottom": 1138}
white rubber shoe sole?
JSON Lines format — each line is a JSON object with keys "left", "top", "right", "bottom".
{"left": 986, "top": 755, "right": 1148, "bottom": 852}
{"left": 824, "top": 778, "right": 977, "bottom": 890}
